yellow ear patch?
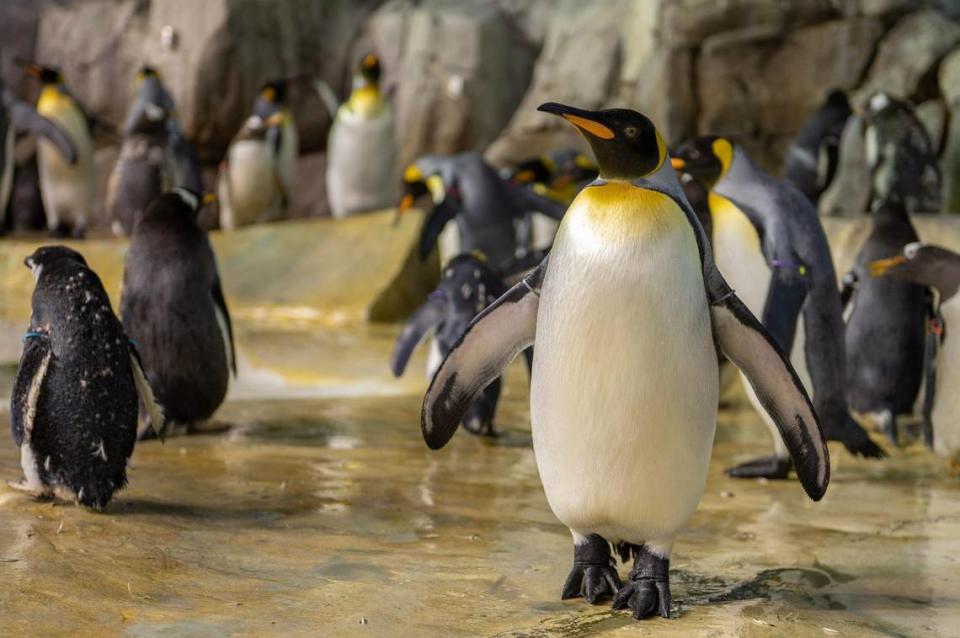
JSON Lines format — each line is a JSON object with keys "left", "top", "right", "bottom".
{"left": 712, "top": 138, "right": 734, "bottom": 177}
{"left": 515, "top": 169, "right": 536, "bottom": 183}
{"left": 563, "top": 114, "right": 615, "bottom": 140}
{"left": 425, "top": 175, "right": 446, "bottom": 203}
{"left": 362, "top": 54, "right": 378, "bottom": 68}
{"left": 574, "top": 154, "right": 596, "bottom": 170}
{"left": 262, "top": 86, "right": 277, "bottom": 102}
{"left": 470, "top": 250, "right": 488, "bottom": 262}
{"left": 671, "top": 157, "right": 686, "bottom": 170}
{"left": 202, "top": 193, "right": 217, "bottom": 205}
{"left": 654, "top": 131, "right": 668, "bottom": 172}
{"left": 403, "top": 164, "right": 423, "bottom": 182}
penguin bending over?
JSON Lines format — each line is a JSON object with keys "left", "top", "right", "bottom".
{"left": 842, "top": 199, "right": 929, "bottom": 445}
{"left": 324, "top": 53, "right": 397, "bottom": 218}
{"left": 870, "top": 244, "right": 960, "bottom": 456}
{"left": 421, "top": 103, "right": 829, "bottom": 620}
{"left": 783, "top": 90, "right": 851, "bottom": 205}
{"left": 121, "top": 189, "right": 235, "bottom": 436}
{"left": 9, "top": 246, "right": 162, "bottom": 510}
{"left": 1, "top": 80, "right": 76, "bottom": 224}
{"left": 26, "top": 65, "right": 95, "bottom": 237}
{"left": 672, "top": 137, "right": 884, "bottom": 479}
{"left": 391, "top": 253, "right": 510, "bottom": 436}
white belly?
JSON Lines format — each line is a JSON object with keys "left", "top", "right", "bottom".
{"left": 221, "top": 140, "right": 278, "bottom": 227}
{"left": 326, "top": 107, "right": 397, "bottom": 218}
{"left": 36, "top": 110, "right": 95, "bottom": 224}
{"left": 531, "top": 186, "right": 718, "bottom": 546}
{"left": 934, "top": 297, "right": 960, "bottom": 456}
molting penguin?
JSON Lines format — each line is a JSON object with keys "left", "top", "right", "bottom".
{"left": 783, "top": 90, "right": 851, "bottom": 205}
{"left": 421, "top": 103, "right": 829, "bottom": 620}
{"left": 9, "top": 246, "right": 162, "bottom": 510}
{"left": 391, "top": 253, "right": 508, "bottom": 436}
{"left": 1, "top": 80, "right": 76, "bottom": 225}
{"left": 399, "top": 152, "right": 567, "bottom": 274}
{"left": 121, "top": 189, "right": 235, "bottom": 435}
{"left": 218, "top": 81, "right": 297, "bottom": 230}
{"left": 870, "top": 244, "right": 960, "bottom": 456}
{"left": 26, "top": 64, "right": 95, "bottom": 237}
{"left": 672, "top": 136, "right": 883, "bottom": 479}
{"left": 324, "top": 53, "right": 397, "bottom": 218}
{"left": 842, "top": 198, "right": 929, "bottom": 444}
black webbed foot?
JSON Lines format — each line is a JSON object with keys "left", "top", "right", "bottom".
{"left": 561, "top": 534, "right": 621, "bottom": 604}
{"left": 726, "top": 455, "right": 792, "bottom": 479}
{"left": 611, "top": 545, "right": 670, "bottom": 620}
{"left": 831, "top": 416, "right": 886, "bottom": 458}
{"left": 462, "top": 416, "right": 497, "bottom": 437}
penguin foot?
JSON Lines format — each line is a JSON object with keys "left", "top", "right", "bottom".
{"left": 726, "top": 455, "right": 791, "bottom": 480}
{"left": 612, "top": 546, "right": 670, "bottom": 620}
{"left": 834, "top": 418, "right": 887, "bottom": 458}
{"left": 876, "top": 411, "right": 899, "bottom": 447}
{"left": 463, "top": 417, "right": 497, "bottom": 438}
{"left": 6, "top": 479, "right": 52, "bottom": 499}
{"left": 561, "top": 534, "right": 621, "bottom": 604}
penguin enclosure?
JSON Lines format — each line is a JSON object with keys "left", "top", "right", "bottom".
{"left": 4, "top": 1, "right": 960, "bottom": 636}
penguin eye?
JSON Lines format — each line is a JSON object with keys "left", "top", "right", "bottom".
{"left": 624, "top": 126, "right": 638, "bottom": 138}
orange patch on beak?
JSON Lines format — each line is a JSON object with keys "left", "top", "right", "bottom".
{"left": 671, "top": 157, "right": 686, "bottom": 170}
{"left": 562, "top": 114, "right": 614, "bottom": 140}
{"left": 398, "top": 193, "right": 414, "bottom": 216}
{"left": 869, "top": 255, "right": 907, "bottom": 278}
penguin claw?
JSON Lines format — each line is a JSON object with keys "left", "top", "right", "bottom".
{"left": 561, "top": 534, "right": 620, "bottom": 604}
{"left": 726, "top": 455, "right": 792, "bottom": 480}
{"left": 612, "top": 546, "right": 671, "bottom": 620}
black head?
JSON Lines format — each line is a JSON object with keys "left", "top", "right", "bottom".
{"left": 397, "top": 162, "right": 446, "bottom": 217}
{"left": 824, "top": 89, "right": 849, "bottom": 111}
{"left": 359, "top": 53, "right": 381, "bottom": 84}
{"left": 671, "top": 136, "right": 735, "bottom": 189}
{"left": 537, "top": 103, "right": 666, "bottom": 179}
{"left": 259, "top": 80, "right": 286, "bottom": 105}
{"left": 26, "top": 63, "right": 62, "bottom": 85}
{"left": 167, "top": 188, "right": 215, "bottom": 215}
{"left": 138, "top": 66, "right": 158, "bottom": 81}
{"left": 24, "top": 245, "right": 87, "bottom": 279}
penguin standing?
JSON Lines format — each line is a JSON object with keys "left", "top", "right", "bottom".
{"left": 783, "top": 90, "right": 851, "bottom": 206}
{"left": 218, "top": 81, "right": 297, "bottom": 230}
{"left": 324, "top": 53, "right": 397, "bottom": 218}
{"left": 842, "top": 198, "right": 929, "bottom": 444}
{"left": 422, "top": 103, "right": 828, "bottom": 620}
{"left": 870, "top": 244, "right": 960, "bottom": 455}
{"left": 672, "top": 136, "right": 883, "bottom": 479}
{"left": 26, "top": 64, "right": 96, "bottom": 237}
{"left": 390, "top": 253, "right": 508, "bottom": 436}
{"left": 9, "top": 246, "right": 162, "bottom": 510}
{"left": 1, "top": 80, "right": 76, "bottom": 224}
{"left": 122, "top": 189, "right": 235, "bottom": 435}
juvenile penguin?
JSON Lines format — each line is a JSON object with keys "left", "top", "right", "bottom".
{"left": 121, "top": 189, "right": 235, "bottom": 434}
{"left": 26, "top": 64, "right": 96, "bottom": 237}
{"left": 672, "top": 136, "right": 883, "bottom": 479}
{"left": 421, "top": 104, "right": 829, "bottom": 620}
{"left": 1, "top": 80, "right": 76, "bottom": 223}
{"left": 399, "top": 152, "right": 567, "bottom": 274}
{"left": 325, "top": 53, "right": 397, "bottom": 218}
{"left": 870, "top": 244, "right": 960, "bottom": 455}
{"left": 842, "top": 198, "right": 929, "bottom": 444}
{"left": 391, "top": 253, "right": 507, "bottom": 436}
{"left": 783, "top": 90, "right": 851, "bottom": 205}
{"left": 9, "top": 246, "right": 162, "bottom": 510}
{"left": 218, "top": 81, "right": 296, "bottom": 230}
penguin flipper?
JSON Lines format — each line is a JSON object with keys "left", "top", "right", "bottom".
{"left": 10, "top": 335, "right": 53, "bottom": 447}
{"left": 390, "top": 293, "right": 446, "bottom": 378}
{"left": 6, "top": 94, "right": 78, "bottom": 164}
{"left": 711, "top": 292, "right": 830, "bottom": 501}
{"left": 418, "top": 195, "right": 458, "bottom": 261}
{"left": 761, "top": 265, "right": 808, "bottom": 354}
{"left": 128, "top": 341, "right": 165, "bottom": 439}
{"left": 421, "top": 259, "right": 545, "bottom": 449}
{"left": 509, "top": 184, "right": 568, "bottom": 221}
{"left": 211, "top": 276, "right": 237, "bottom": 376}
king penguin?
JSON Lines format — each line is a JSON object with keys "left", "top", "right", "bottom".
{"left": 122, "top": 189, "right": 235, "bottom": 436}
{"left": 218, "top": 81, "right": 297, "bottom": 230}
{"left": 9, "top": 246, "right": 162, "bottom": 510}
{"left": 672, "top": 137, "right": 884, "bottom": 479}
{"left": 324, "top": 53, "right": 397, "bottom": 218}
{"left": 421, "top": 103, "right": 829, "bottom": 620}
{"left": 842, "top": 198, "right": 929, "bottom": 444}
{"left": 783, "top": 90, "right": 851, "bottom": 205}
{"left": 26, "top": 64, "right": 96, "bottom": 237}
{"left": 870, "top": 243, "right": 960, "bottom": 456}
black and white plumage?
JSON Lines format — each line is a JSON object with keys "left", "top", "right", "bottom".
{"left": 121, "top": 189, "right": 235, "bottom": 434}
{"left": 783, "top": 90, "right": 851, "bottom": 205}
{"left": 9, "top": 246, "right": 161, "bottom": 510}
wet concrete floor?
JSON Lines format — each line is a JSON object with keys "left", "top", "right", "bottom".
{"left": 0, "top": 322, "right": 958, "bottom": 637}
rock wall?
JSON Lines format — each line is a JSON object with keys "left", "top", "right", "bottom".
{"left": 3, "top": 0, "right": 960, "bottom": 223}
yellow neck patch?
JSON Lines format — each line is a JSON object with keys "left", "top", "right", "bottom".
{"left": 712, "top": 138, "right": 734, "bottom": 181}
{"left": 346, "top": 84, "right": 383, "bottom": 117}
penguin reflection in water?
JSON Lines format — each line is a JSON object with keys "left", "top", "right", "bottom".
{"left": 122, "top": 189, "right": 236, "bottom": 437}
{"left": 9, "top": 247, "right": 162, "bottom": 510}
{"left": 421, "top": 104, "right": 829, "bottom": 619}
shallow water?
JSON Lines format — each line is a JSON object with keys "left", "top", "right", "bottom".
{"left": 0, "top": 322, "right": 958, "bottom": 637}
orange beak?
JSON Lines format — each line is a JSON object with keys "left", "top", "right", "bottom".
{"left": 671, "top": 157, "right": 686, "bottom": 170}
{"left": 868, "top": 255, "right": 907, "bottom": 278}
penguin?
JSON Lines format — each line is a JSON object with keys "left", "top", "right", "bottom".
{"left": 841, "top": 198, "right": 929, "bottom": 445}
{"left": 324, "top": 53, "right": 397, "bottom": 218}
{"left": 672, "top": 136, "right": 883, "bottom": 479}
{"left": 783, "top": 90, "right": 851, "bottom": 206}
{"left": 9, "top": 246, "right": 162, "bottom": 510}
{"left": 398, "top": 152, "right": 567, "bottom": 274}
{"left": 121, "top": 189, "right": 235, "bottom": 435}
{"left": 107, "top": 67, "right": 182, "bottom": 236}
{"left": 26, "top": 64, "right": 96, "bottom": 237}
{"left": 421, "top": 103, "right": 829, "bottom": 620}
{"left": 869, "top": 243, "right": 960, "bottom": 455}
{"left": 218, "top": 81, "right": 296, "bottom": 230}
{"left": 390, "top": 253, "right": 508, "bottom": 436}
{"left": 1, "top": 80, "right": 76, "bottom": 226}
{"left": 862, "top": 92, "right": 941, "bottom": 214}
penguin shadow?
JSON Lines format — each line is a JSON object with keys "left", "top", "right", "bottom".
{"left": 108, "top": 497, "right": 297, "bottom": 523}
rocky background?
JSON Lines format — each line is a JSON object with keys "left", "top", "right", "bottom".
{"left": 3, "top": 0, "right": 960, "bottom": 226}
